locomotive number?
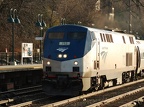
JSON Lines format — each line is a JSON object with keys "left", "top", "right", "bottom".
{"left": 59, "top": 42, "right": 70, "bottom": 45}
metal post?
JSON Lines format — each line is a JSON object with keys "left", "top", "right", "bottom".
{"left": 40, "top": 27, "right": 42, "bottom": 61}
{"left": 35, "top": 14, "right": 46, "bottom": 62}
{"left": 129, "top": 0, "right": 132, "bottom": 33}
{"left": 6, "top": 52, "right": 7, "bottom": 65}
{"left": 12, "top": 21, "right": 15, "bottom": 63}
{"left": 61, "top": 18, "right": 66, "bottom": 25}
{"left": 39, "top": 40, "right": 41, "bottom": 60}
{"left": 8, "top": 8, "right": 20, "bottom": 65}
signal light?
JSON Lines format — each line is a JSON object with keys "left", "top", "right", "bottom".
{"left": 74, "top": 61, "right": 78, "bottom": 65}
{"left": 58, "top": 54, "right": 62, "bottom": 58}
{"left": 63, "top": 54, "right": 67, "bottom": 58}
{"left": 58, "top": 54, "right": 68, "bottom": 58}
{"left": 47, "top": 61, "right": 50, "bottom": 65}
{"left": 74, "top": 55, "right": 77, "bottom": 58}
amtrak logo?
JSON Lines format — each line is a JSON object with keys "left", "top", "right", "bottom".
{"left": 57, "top": 47, "right": 68, "bottom": 52}
{"left": 101, "top": 51, "right": 108, "bottom": 62}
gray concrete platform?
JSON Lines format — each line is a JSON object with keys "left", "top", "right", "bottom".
{"left": 0, "top": 64, "right": 43, "bottom": 73}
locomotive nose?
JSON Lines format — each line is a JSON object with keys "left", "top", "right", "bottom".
{"left": 57, "top": 75, "right": 69, "bottom": 88}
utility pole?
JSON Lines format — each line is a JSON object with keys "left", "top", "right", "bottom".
{"left": 137, "top": 0, "right": 141, "bottom": 39}
{"left": 129, "top": 0, "right": 132, "bottom": 33}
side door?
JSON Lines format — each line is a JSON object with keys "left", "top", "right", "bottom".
{"left": 95, "top": 32, "right": 100, "bottom": 69}
{"left": 91, "top": 31, "right": 100, "bottom": 70}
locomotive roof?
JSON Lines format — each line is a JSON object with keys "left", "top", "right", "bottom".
{"left": 47, "top": 24, "right": 134, "bottom": 37}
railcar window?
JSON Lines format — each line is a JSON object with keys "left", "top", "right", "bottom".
{"left": 129, "top": 37, "right": 134, "bottom": 44}
{"left": 100, "top": 33, "right": 103, "bottom": 42}
{"left": 132, "top": 37, "right": 134, "bottom": 44}
{"left": 103, "top": 34, "right": 106, "bottom": 42}
{"left": 100, "top": 33, "right": 113, "bottom": 43}
{"left": 122, "top": 36, "right": 126, "bottom": 44}
{"left": 126, "top": 53, "right": 132, "bottom": 66}
{"left": 142, "top": 53, "right": 144, "bottom": 59}
{"left": 48, "top": 32, "right": 64, "bottom": 39}
{"left": 108, "top": 34, "right": 111, "bottom": 42}
{"left": 110, "top": 34, "right": 113, "bottom": 42}
{"left": 67, "top": 32, "right": 86, "bottom": 39}
{"left": 106, "top": 34, "right": 110, "bottom": 42}
{"left": 129, "top": 37, "right": 132, "bottom": 44}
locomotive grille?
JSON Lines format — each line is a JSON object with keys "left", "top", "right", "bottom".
{"left": 46, "top": 66, "right": 51, "bottom": 72}
{"left": 73, "top": 67, "right": 79, "bottom": 72}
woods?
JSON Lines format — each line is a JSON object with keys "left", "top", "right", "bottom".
{"left": 0, "top": 0, "right": 144, "bottom": 52}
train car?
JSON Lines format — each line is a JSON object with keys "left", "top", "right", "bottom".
{"left": 42, "top": 24, "right": 140, "bottom": 96}
{"left": 136, "top": 40, "right": 144, "bottom": 76}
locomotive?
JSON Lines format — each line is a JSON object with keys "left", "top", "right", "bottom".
{"left": 42, "top": 24, "right": 144, "bottom": 96}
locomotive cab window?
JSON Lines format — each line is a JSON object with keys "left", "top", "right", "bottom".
{"left": 48, "top": 32, "right": 64, "bottom": 39}
{"left": 67, "top": 32, "right": 86, "bottom": 39}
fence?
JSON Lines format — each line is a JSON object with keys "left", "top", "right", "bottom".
{"left": 0, "top": 52, "right": 41, "bottom": 65}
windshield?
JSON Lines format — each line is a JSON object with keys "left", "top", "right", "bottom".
{"left": 48, "top": 32, "right": 64, "bottom": 39}
{"left": 67, "top": 32, "right": 86, "bottom": 39}
{"left": 48, "top": 32, "right": 86, "bottom": 40}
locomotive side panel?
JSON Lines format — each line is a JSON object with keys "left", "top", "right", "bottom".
{"left": 136, "top": 40, "right": 144, "bottom": 74}
{"left": 79, "top": 29, "right": 137, "bottom": 91}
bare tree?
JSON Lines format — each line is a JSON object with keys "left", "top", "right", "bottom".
{"left": 56, "top": 0, "right": 98, "bottom": 25}
{"left": 0, "top": 0, "right": 144, "bottom": 52}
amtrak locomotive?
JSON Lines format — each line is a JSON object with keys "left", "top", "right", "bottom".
{"left": 42, "top": 24, "right": 144, "bottom": 96}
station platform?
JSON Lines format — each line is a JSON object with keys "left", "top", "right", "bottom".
{"left": 0, "top": 64, "right": 43, "bottom": 91}
{"left": 0, "top": 64, "right": 43, "bottom": 73}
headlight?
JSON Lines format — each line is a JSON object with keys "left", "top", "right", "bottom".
{"left": 63, "top": 54, "right": 67, "bottom": 58}
{"left": 47, "top": 61, "right": 50, "bottom": 65}
{"left": 58, "top": 54, "right": 62, "bottom": 58}
{"left": 74, "top": 61, "right": 78, "bottom": 65}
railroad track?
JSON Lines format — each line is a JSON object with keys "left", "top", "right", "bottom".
{"left": 8, "top": 94, "right": 68, "bottom": 107}
{"left": 120, "top": 96, "right": 144, "bottom": 107}
{"left": 41, "top": 79, "right": 144, "bottom": 107}
{"left": 0, "top": 85, "right": 43, "bottom": 106}
{"left": 1, "top": 79, "right": 144, "bottom": 107}
{"left": 8, "top": 92, "right": 49, "bottom": 107}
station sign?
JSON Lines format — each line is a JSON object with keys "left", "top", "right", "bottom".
{"left": 21, "top": 43, "right": 33, "bottom": 64}
{"left": 35, "top": 37, "right": 43, "bottom": 40}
